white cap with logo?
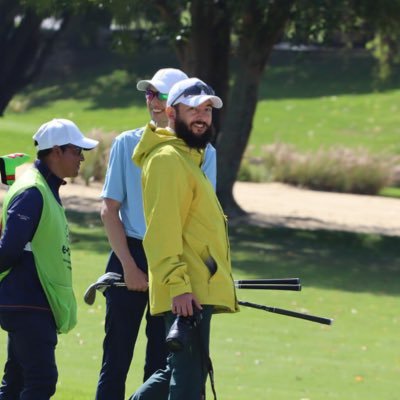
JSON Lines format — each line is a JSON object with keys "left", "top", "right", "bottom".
{"left": 167, "top": 77, "right": 223, "bottom": 109}
{"left": 33, "top": 119, "right": 99, "bottom": 151}
{"left": 136, "top": 68, "right": 189, "bottom": 94}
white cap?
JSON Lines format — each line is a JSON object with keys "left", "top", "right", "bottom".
{"left": 33, "top": 119, "right": 99, "bottom": 151}
{"left": 136, "top": 68, "right": 188, "bottom": 94}
{"left": 167, "top": 77, "right": 223, "bottom": 109}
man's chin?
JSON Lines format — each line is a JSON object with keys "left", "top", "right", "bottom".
{"left": 175, "top": 118, "right": 214, "bottom": 149}
{"left": 192, "top": 129, "right": 207, "bottom": 135}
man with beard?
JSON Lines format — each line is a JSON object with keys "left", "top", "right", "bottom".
{"left": 129, "top": 78, "right": 239, "bottom": 400}
{"left": 96, "top": 69, "right": 217, "bottom": 400}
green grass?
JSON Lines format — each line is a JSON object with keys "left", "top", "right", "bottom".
{"left": 1, "top": 48, "right": 400, "bottom": 398}
{"left": 254, "top": 91, "right": 400, "bottom": 154}
{"left": 252, "top": 50, "right": 400, "bottom": 154}
{"left": 1, "top": 216, "right": 399, "bottom": 399}
{"left": 379, "top": 186, "right": 400, "bottom": 198}
{"left": 1, "top": 50, "right": 400, "bottom": 158}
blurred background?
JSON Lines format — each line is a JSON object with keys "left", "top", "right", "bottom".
{"left": 0, "top": 1, "right": 400, "bottom": 399}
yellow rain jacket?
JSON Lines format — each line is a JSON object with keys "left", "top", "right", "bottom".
{"left": 133, "top": 124, "right": 239, "bottom": 316}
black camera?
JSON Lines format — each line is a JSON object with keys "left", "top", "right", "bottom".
{"left": 166, "top": 308, "right": 202, "bottom": 352}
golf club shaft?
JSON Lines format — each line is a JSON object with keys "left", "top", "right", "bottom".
{"left": 238, "top": 300, "right": 333, "bottom": 325}
{"left": 235, "top": 283, "right": 301, "bottom": 291}
{"left": 109, "top": 282, "right": 300, "bottom": 291}
{"left": 235, "top": 278, "right": 300, "bottom": 285}
{"left": 92, "top": 282, "right": 302, "bottom": 293}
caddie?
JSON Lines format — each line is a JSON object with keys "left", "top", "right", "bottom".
{"left": 0, "top": 118, "right": 98, "bottom": 399}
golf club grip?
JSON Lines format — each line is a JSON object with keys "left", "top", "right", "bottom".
{"left": 235, "top": 278, "right": 300, "bottom": 285}
{"left": 235, "top": 283, "right": 301, "bottom": 291}
{"left": 238, "top": 301, "right": 333, "bottom": 325}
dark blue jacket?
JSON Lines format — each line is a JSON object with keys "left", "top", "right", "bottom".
{"left": 0, "top": 160, "right": 65, "bottom": 312}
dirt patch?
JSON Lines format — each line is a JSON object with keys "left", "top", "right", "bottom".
{"left": 233, "top": 182, "right": 400, "bottom": 236}
{"left": 2, "top": 178, "right": 400, "bottom": 237}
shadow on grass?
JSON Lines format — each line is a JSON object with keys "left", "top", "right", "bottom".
{"left": 24, "top": 46, "right": 179, "bottom": 111}
{"left": 25, "top": 68, "right": 143, "bottom": 111}
{"left": 22, "top": 48, "right": 400, "bottom": 112}
{"left": 230, "top": 224, "right": 400, "bottom": 296}
{"left": 64, "top": 209, "right": 400, "bottom": 296}
{"left": 259, "top": 50, "right": 400, "bottom": 100}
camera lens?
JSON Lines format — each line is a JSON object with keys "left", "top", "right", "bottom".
{"left": 166, "top": 307, "right": 203, "bottom": 352}
{"left": 166, "top": 316, "right": 192, "bottom": 352}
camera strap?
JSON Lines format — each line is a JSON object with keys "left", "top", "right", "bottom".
{"left": 206, "top": 355, "right": 217, "bottom": 400}
{"left": 196, "top": 328, "right": 217, "bottom": 400}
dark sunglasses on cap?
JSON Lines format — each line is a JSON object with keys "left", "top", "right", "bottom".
{"left": 170, "top": 82, "right": 215, "bottom": 106}
{"left": 145, "top": 89, "right": 168, "bottom": 102}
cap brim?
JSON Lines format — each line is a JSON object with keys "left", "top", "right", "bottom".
{"left": 136, "top": 80, "right": 151, "bottom": 91}
{"left": 74, "top": 137, "right": 99, "bottom": 150}
{"left": 179, "top": 95, "right": 223, "bottom": 109}
{"left": 137, "top": 79, "right": 169, "bottom": 93}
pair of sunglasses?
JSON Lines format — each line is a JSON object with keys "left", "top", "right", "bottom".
{"left": 170, "top": 82, "right": 215, "bottom": 106}
{"left": 145, "top": 89, "right": 168, "bottom": 102}
{"left": 63, "top": 144, "right": 84, "bottom": 156}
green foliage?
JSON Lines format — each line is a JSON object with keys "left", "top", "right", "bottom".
{"left": 237, "top": 159, "right": 268, "bottom": 183}
{"left": 21, "top": 0, "right": 84, "bottom": 15}
{"left": 284, "top": 0, "right": 400, "bottom": 84}
{"left": 366, "top": 31, "right": 400, "bottom": 81}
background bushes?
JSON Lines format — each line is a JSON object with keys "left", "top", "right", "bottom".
{"left": 239, "top": 143, "right": 400, "bottom": 195}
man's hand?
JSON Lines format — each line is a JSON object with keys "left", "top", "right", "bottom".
{"left": 101, "top": 198, "right": 148, "bottom": 292}
{"left": 172, "top": 293, "right": 202, "bottom": 317}
{"left": 123, "top": 260, "right": 148, "bottom": 292}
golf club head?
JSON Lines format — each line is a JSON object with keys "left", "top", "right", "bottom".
{"left": 83, "top": 283, "right": 97, "bottom": 305}
{"left": 84, "top": 272, "right": 124, "bottom": 305}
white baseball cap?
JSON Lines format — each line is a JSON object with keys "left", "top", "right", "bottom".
{"left": 136, "top": 68, "right": 189, "bottom": 94}
{"left": 167, "top": 77, "right": 223, "bottom": 109}
{"left": 33, "top": 119, "right": 99, "bottom": 151}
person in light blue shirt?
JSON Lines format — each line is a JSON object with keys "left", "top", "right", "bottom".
{"left": 95, "top": 68, "right": 217, "bottom": 400}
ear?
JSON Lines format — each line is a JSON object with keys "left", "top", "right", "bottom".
{"left": 51, "top": 146, "right": 63, "bottom": 158}
{"left": 166, "top": 106, "right": 176, "bottom": 121}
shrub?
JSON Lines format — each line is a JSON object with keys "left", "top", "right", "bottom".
{"left": 79, "top": 129, "right": 117, "bottom": 186}
{"left": 237, "top": 152, "right": 270, "bottom": 183}
{"left": 239, "top": 143, "right": 398, "bottom": 195}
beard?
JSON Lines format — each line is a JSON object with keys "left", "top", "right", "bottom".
{"left": 174, "top": 117, "right": 214, "bottom": 149}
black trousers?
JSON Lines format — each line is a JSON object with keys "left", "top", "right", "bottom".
{"left": 0, "top": 311, "right": 58, "bottom": 400}
{"left": 95, "top": 237, "right": 167, "bottom": 400}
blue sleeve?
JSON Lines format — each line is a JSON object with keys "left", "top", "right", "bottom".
{"left": 202, "top": 143, "right": 217, "bottom": 191}
{"left": 0, "top": 188, "right": 43, "bottom": 271}
{"left": 101, "top": 136, "right": 127, "bottom": 203}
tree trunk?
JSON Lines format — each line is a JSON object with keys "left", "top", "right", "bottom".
{"left": 154, "top": 0, "right": 294, "bottom": 217}
{"left": 185, "top": 0, "right": 231, "bottom": 133}
{"left": 155, "top": 0, "right": 231, "bottom": 133}
{"left": 0, "top": 4, "right": 69, "bottom": 116}
{"left": 216, "top": 0, "right": 295, "bottom": 216}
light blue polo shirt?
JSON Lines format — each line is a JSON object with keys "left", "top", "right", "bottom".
{"left": 101, "top": 127, "right": 217, "bottom": 240}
